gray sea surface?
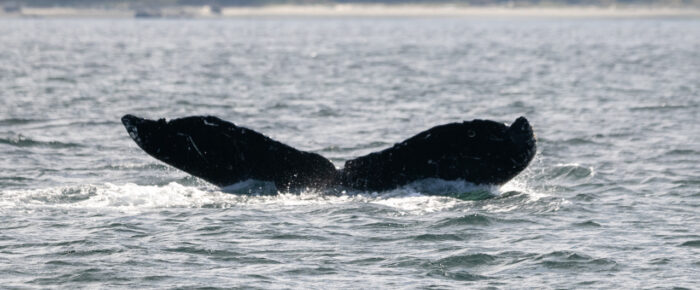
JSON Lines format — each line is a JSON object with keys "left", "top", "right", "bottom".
{"left": 0, "top": 17, "right": 698, "bottom": 288}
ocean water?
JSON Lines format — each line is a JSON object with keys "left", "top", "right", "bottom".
{"left": 0, "top": 17, "right": 698, "bottom": 288}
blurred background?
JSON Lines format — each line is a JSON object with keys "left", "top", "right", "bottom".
{"left": 2, "top": 0, "right": 699, "bottom": 18}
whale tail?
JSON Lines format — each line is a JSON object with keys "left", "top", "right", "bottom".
{"left": 122, "top": 115, "right": 535, "bottom": 191}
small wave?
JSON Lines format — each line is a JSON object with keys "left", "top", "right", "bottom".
{"left": 0, "top": 118, "right": 45, "bottom": 126}
{"left": 423, "top": 253, "right": 498, "bottom": 280}
{"left": 435, "top": 214, "right": 494, "bottom": 227}
{"left": 649, "top": 258, "right": 671, "bottom": 265}
{"left": 536, "top": 137, "right": 605, "bottom": 146}
{"left": 360, "top": 221, "right": 410, "bottom": 229}
{"left": 30, "top": 268, "right": 131, "bottom": 284}
{"left": 679, "top": 240, "right": 700, "bottom": 248}
{"left": 69, "top": 120, "right": 122, "bottom": 127}
{"left": 282, "top": 267, "right": 337, "bottom": 275}
{"left": 44, "top": 260, "right": 89, "bottom": 267}
{"left": 664, "top": 149, "right": 699, "bottom": 156}
{"left": 630, "top": 104, "right": 696, "bottom": 111}
{"left": 0, "top": 134, "right": 83, "bottom": 149}
{"left": 426, "top": 269, "right": 489, "bottom": 281}
{"left": 311, "top": 106, "right": 340, "bottom": 117}
{"left": 100, "top": 222, "right": 148, "bottom": 235}
{"left": 269, "top": 233, "right": 330, "bottom": 241}
{"left": 347, "top": 257, "right": 385, "bottom": 265}
{"left": 45, "top": 76, "right": 77, "bottom": 83}
{"left": 0, "top": 176, "right": 32, "bottom": 182}
{"left": 174, "top": 99, "right": 235, "bottom": 109}
{"left": 62, "top": 247, "right": 125, "bottom": 257}
{"left": 573, "top": 193, "right": 598, "bottom": 201}
{"left": 544, "top": 163, "right": 595, "bottom": 180}
{"left": 412, "top": 233, "right": 464, "bottom": 241}
{"left": 572, "top": 220, "right": 602, "bottom": 227}
{"left": 435, "top": 213, "right": 536, "bottom": 228}
{"left": 533, "top": 251, "right": 617, "bottom": 270}
{"left": 561, "top": 137, "right": 601, "bottom": 146}
{"left": 0, "top": 176, "right": 34, "bottom": 187}
{"left": 433, "top": 253, "right": 498, "bottom": 267}
{"left": 0, "top": 239, "right": 95, "bottom": 250}
{"left": 163, "top": 246, "right": 243, "bottom": 258}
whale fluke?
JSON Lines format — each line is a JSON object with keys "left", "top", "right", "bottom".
{"left": 121, "top": 115, "right": 536, "bottom": 192}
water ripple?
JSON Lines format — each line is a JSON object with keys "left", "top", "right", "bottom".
{"left": 0, "top": 135, "right": 83, "bottom": 149}
{"left": 533, "top": 251, "right": 618, "bottom": 271}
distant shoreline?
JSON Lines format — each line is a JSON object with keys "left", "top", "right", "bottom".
{"left": 1, "top": 4, "right": 699, "bottom": 18}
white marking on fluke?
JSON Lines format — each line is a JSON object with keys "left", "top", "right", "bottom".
{"left": 203, "top": 119, "right": 218, "bottom": 127}
{"left": 128, "top": 127, "right": 140, "bottom": 144}
{"left": 187, "top": 136, "right": 205, "bottom": 159}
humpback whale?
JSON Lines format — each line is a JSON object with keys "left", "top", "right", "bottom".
{"left": 121, "top": 115, "right": 536, "bottom": 192}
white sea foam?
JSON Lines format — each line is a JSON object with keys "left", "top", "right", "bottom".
{"left": 0, "top": 183, "right": 235, "bottom": 211}
{"left": 0, "top": 180, "right": 488, "bottom": 214}
{"left": 0, "top": 175, "right": 562, "bottom": 215}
